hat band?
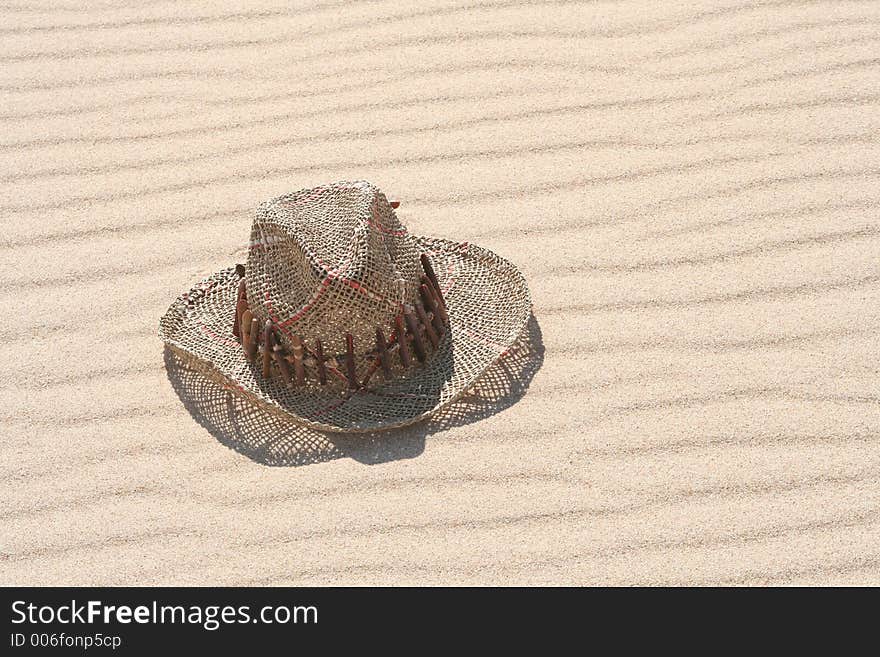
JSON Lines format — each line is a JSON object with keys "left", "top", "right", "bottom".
{"left": 231, "top": 254, "right": 449, "bottom": 390}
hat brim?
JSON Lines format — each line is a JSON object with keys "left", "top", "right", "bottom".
{"left": 159, "top": 236, "right": 531, "bottom": 433}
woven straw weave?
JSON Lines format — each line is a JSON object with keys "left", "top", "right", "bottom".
{"left": 247, "top": 181, "right": 422, "bottom": 380}
{"left": 159, "top": 181, "right": 531, "bottom": 432}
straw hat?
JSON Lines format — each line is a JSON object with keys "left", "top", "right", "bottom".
{"left": 159, "top": 181, "right": 531, "bottom": 432}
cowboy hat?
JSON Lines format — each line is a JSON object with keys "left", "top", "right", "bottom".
{"left": 159, "top": 181, "right": 531, "bottom": 432}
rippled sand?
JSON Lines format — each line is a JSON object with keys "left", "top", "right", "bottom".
{"left": 2, "top": 0, "right": 879, "bottom": 585}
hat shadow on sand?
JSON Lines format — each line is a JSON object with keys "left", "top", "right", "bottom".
{"left": 164, "top": 313, "right": 544, "bottom": 466}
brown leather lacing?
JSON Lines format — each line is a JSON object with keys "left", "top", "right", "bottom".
{"left": 232, "top": 252, "right": 448, "bottom": 390}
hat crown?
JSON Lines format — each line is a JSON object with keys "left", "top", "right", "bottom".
{"left": 245, "top": 181, "right": 421, "bottom": 353}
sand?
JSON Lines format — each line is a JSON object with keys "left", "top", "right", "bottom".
{"left": 2, "top": 0, "right": 879, "bottom": 586}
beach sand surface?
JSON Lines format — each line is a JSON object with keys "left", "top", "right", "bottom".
{"left": 2, "top": 0, "right": 879, "bottom": 585}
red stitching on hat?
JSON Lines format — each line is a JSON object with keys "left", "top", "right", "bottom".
{"left": 308, "top": 394, "right": 351, "bottom": 419}
{"left": 365, "top": 390, "right": 429, "bottom": 399}
{"left": 365, "top": 218, "right": 407, "bottom": 237}
{"left": 424, "top": 247, "right": 457, "bottom": 297}
{"left": 200, "top": 323, "right": 240, "bottom": 348}
{"left": 277, "top": 277, "right": 334, "bottom": 329}
{"left": 462, "top": 326, "right": 507, "bottom": 353}
{"left": 442, "top": 257, "right": 456, "bottom": 296}
{"left": 276, "top": 255, "right": 388, "bottom": 330}
{"left": 264, "top": 290, "right": 288, "bottom": 330}
{"left": 338, "top": 276, "right": 385, "bottom": 301}
{"left": 366, "top": 199, "right": 407, "bottom": 236}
